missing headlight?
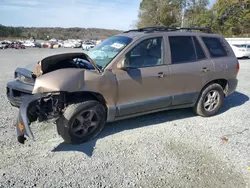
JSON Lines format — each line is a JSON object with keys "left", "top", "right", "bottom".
{"left": 36, "top": 93, "right": 66, "bottom": 122}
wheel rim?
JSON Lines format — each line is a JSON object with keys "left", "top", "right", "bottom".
{"left": 71, "top": 110, "right": 99, "bottom": 138}
{"left": 203, "top": 90, "right": 220, "bottom": 112}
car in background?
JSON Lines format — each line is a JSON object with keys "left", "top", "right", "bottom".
{"left": 34, "top": 42, "right": 42, "bottom": 48}
{"left": 0, "top": 42, "right": 5, "bottom": 49}
{"left": 57, "top": 40, "right": 64, "bottom": 47}
{"left": 0, "top": 41, "right": 11, "bottom": 49}
{"left": 23, "top": 41, "right": 35, "bottom": 47}
{"left": 82, "top": 41, "right": 95, "bottom": 50}
{"left": 230, "top": 44, "right": 250, "bottom": 58}
{"left": 63, "top": 41, "right": 75, "bottom": 48}
{"left": 11, "top": 41, "right": 25, "bottom": 49}
{"left": 74, "top": 42, "right": 82, "bottom": 48}
{"left": 63, "top": 39, "right": 81, "bottom": 48}
{"left": 41, "top": 41, "right": 51, "bottom": 48}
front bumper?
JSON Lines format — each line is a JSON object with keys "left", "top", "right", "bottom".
{"left": 16, "top": 94, "right": 42, "bottom": 143}
{"left": 16, "top": 93, "right": 65, "bottom": 144}
{"left": 6, "top": 80, "right": 33, "bottom": 107}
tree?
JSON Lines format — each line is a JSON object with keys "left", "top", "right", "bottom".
{"left": 136, "top": 0, "right": 250, "bottom": 36}
{"left": 136, "top": 0, "right": 211, "bottom": 28}
{"left": 212, "top": 0, "right": 250, "bottom": 36}
{"left": 136, "top": 0, "right": 182, "bottom": 28}
{"left": 184, "top": 0, "right": 212, "bottom": 27}
{"left": 0, "top": 25, "right": 23, "bottom": 38}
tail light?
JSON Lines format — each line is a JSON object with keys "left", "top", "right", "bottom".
{"left": 236, "top": 62, "right": 240, "bottom": 74}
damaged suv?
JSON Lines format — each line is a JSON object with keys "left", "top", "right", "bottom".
{"left": 6, "top": 26, "right": 239, "bottom": 144}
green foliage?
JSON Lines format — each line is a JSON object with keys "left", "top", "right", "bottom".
{"left": 0, "top": 25, "right": 121, "bottom": 40}
{"left": 137, "top": 0, "right": 182, "bottom": 28}
{"left": 136, "top": 0, "right": 250, "bottom": 36}
{"left": 0, "top": 25, "right": 23, "bottom": 37}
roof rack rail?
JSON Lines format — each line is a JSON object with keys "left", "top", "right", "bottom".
{"left": 123, "top": 26, "right": 212, "bottom": 33}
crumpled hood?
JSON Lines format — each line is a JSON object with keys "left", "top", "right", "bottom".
{"left": 32, "top": 67, "right": 104, "bottom": 94}
{"left": 33, "top": 68, "right": 86, "bottom": 93}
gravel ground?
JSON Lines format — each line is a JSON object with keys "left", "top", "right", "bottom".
{"left": 0, "top": 48, "right": 249, "bottom": 188}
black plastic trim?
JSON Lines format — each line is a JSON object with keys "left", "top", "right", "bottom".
{"left": 17, "top": 94, "right": 42, "bottom": 140}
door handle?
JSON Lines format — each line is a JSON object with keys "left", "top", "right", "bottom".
{"left": 201, "top": 67, "right": 210, "bottom": 73}
{"left": 158, "top": 72, "right": 166, "bottom": 78}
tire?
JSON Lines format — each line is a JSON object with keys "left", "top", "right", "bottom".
{"left": 194, "top": 83, "right": 224, "bottom": 117}
{"left": 56, "top": 100, "right": 106, "bottom": 144}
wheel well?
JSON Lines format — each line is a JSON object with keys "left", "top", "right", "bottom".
{"left": 194, "top": 79, "right": 228, "bottom": 105}
{"left": 202, "top": 79, "right": 228, "bottom": 93}
{"left": 66, "top": 91, "right": 107, "bottom": 107}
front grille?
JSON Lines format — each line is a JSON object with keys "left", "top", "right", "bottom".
{"left": 11, "top": 89, "right": 31, "bottom": 98}
{"left": 12, "top": 89, "right": 21, "bottom": 97}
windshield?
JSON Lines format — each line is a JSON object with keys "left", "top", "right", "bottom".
{"left": 86, "top": 36, "right": 132, "bottom": 70}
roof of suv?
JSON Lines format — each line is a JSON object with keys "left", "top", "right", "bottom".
{"left": 116, "top": 26, "right": 221, "bottom": 39}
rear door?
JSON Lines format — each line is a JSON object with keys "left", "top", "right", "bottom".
{"left": 167, "top": 35, "right": 214, "bottom": 106}
{"left": 200, "top": 36, "right": 236, "bottom": 80}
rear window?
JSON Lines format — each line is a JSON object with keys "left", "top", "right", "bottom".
{"left": 169, "top": 36, "right": 196, "bottom": 63}
{"left": 202, "top": 37, "right": 228, "bottom": 57}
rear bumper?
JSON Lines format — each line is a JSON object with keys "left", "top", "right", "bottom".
{"left": 6, "top": 80, "right": 33, "bottom": 107}
{"left": 225, "top": 79, "right": 238, "bottom": 96}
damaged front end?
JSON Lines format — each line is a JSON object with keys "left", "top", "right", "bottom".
{"left": 17, "top": 92, "right": 66, "bottom": 144}
{"left": 14, "top": 52, "right": 102, "bottom": 144}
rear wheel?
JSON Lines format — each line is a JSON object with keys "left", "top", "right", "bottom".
{"left": 56, "top": 100, "right": 106, "bottom": 144}
{"left": 194, "top": 83, "right": 224, "bottom": 117}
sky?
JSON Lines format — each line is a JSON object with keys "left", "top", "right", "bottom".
{"left": 0, "top": 0, "right": 217, "bottom": 30}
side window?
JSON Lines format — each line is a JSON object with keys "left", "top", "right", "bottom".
{"left": 127, "top": 37, "right": 163, "bottom": 68}
{"left": 169, "top": 36, "right": 196, "bottom": 64}
{"left": 202, "top": 37, "right": 228, "bottom": 57}
{"left": 193, "top": 37, "right": 206, "bottom": 60}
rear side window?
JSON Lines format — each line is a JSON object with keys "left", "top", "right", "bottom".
{"left": 169, "top": 36, "right": 196, "bottom": 63}
{"left": 202, "top": 37, "right": 228, "bottom": 57}
{"left": 193, "top": 37, "right": 206, "bottom": 60}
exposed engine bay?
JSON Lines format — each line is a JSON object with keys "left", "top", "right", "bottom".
{"left": 32, "top": 52, "right": 100, "bottom": 77}
{"left": 31, "top": 93, "right": 66, "bottom": 122}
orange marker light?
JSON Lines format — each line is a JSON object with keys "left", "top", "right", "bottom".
{"left": 18, "top": 122, "right": 24, "bottom": 132}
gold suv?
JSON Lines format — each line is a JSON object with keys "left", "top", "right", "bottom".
{"left": 6, "top": 26, "right": 239, "bottom": 144}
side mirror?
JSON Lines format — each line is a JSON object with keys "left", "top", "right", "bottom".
{"left": 117, "top": 58, "right": 130, "bottom": 70}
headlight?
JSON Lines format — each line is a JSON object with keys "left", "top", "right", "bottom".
{"left": 15, "top": 73, "right": 34, "bottom": 84}
{"left": 16, "top": 73, "right": 26, "bottom": 80}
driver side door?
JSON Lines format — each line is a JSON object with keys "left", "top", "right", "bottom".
{"left": 113, "top": 36, "right": 171, "bottom": 117}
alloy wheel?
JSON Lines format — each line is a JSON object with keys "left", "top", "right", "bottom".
{"left": 203, "top": 90, "right": 220, "bottom": 112}
{"left": 71, "top": 110, "right": 99, "bottom": 138}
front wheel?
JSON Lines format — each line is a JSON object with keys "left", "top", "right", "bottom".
{"left": 56, "top": 100, "right": 106, "bottom": 144}
{"left": 194, "top": 83, "right": 224, "bottom": 117}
